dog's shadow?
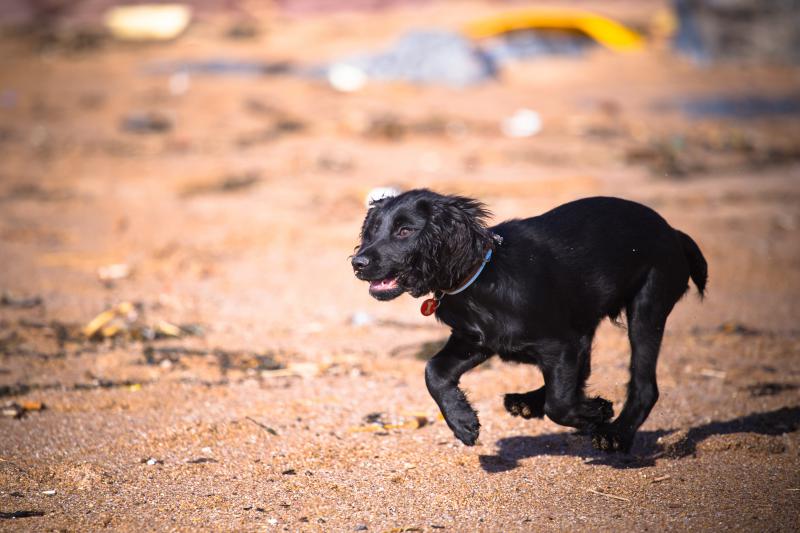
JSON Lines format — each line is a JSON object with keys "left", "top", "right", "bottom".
{"left": 479, "top": 406, "right": 800, "bottom": 472}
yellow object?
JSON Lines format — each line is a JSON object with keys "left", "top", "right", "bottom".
{"left": 104, "top": 4, "right": 192, "bottom": 41}
{"left": 154, "top": 320, "right": 182, "bottom": 338}
{"left": 83, "top": 301, "right": 135, "bottom": 338}
{"left": 464, "top": 9, "right": 644, "bottom": 52}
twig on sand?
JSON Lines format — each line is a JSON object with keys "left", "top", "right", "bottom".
{"left": 652, "top": 474, "right": 671, "bottom": 483}
{"left": 698, "top": 368, "right": 727, "bottom": 379}
{"left": 245, "top": 416, "right": 278, "bottom": 435}
{"left": 587, "top": 488, "right": 631, "bottom": 502}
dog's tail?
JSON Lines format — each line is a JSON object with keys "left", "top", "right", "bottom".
{"left": 676, "top": 230, "right": 708, "bottom": 298}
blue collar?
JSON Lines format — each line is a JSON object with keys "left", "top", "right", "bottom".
{"left": 442, "top": 248, "right": 493, "bottom": 296}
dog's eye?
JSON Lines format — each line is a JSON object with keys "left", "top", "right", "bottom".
{"left": 396, "top": 227, "right": 413, "bottom": 238}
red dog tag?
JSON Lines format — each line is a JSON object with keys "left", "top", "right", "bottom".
{"left": 420, "top": 298, "right": 439, "bottom": 316}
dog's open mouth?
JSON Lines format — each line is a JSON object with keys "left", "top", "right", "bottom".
{"left": 369, "top": 277, "right": 398, "bottom": 292}
{"left": 368, "top": 276, "right": 404, "bottom": 300}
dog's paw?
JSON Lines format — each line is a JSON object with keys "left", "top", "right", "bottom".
{"left": 446, "top": 408, "right": 481, "bottom": 446}
{"left": 503, "top": 392, "right": 545, "bottom": 419}
{"left": 584, "top": 396, "right": 614, "bottom": 424}
{"left": 591, "top": 426, "right": 632, "bottom": 453}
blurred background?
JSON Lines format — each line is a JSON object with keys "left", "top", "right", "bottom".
{"left": 1, "top": 1, "right": 799, "bottom": 530}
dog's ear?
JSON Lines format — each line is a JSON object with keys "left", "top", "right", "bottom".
{"left": 406, "top": 192, "right": 493, "bottom": 295}
{"left": 443, "top": 195, "right": 492, "bottom": 229}
{"left": 436, "top": 194, "right": 493, "bottom": 265}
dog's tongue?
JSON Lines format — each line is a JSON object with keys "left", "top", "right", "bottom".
{"left": 370, "top": 277, "right": 398, "bottom": 291}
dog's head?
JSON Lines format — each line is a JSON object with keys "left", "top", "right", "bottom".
{"left": 351, "top": 189, "right": 493, "bottom": 300}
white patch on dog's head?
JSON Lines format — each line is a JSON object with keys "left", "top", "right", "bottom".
{"left": 365, "top": 187, "right": 400, "bottom": 209}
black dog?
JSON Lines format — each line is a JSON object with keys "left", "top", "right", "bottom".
{"left": 352, "top": 189, "right": 707, "bottom": 452}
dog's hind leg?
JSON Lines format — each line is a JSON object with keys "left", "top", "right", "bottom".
{"left": 425, "top": 335, "right": 492, "bottom": 446}
{"left": 537, "top": 336, "right": 614, "bottom": 433}
{"left": 505, "top": 334, "right": 611, "bottom": 425}
{"left": 592, "top": 269, "right": 681, "bottom": 453}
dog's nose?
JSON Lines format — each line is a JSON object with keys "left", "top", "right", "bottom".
{"left": 351, "top": 255, "right": 370, "bottom": 270}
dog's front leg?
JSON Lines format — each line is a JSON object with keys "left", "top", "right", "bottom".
{"left": 425, "top": 335, "right": 491, "bottom": 446}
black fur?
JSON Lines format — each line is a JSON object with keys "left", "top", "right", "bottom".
{"left": 352, "top": 189, "right": 708, "bottom": 453}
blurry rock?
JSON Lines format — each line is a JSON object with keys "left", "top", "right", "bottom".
{"left": 673, "top": 0, "right": 800, "bottom": 64}
{"left": 97, "top": 263, "right": 131, "bottom": 284}
{"left": 351, "top": 112, "right": 473, "bottom": 141}
{"left": 180, "top": 172, "right": 261, "bottom": 198}
{"left": 0, "top": 292, "right": 43, "bottom": 309}
{"left": 657, "top": 429, "right": 693, "bottom": 458}
{"left": 225, "top": 21, "right": 261, "bottom": 40}
{"left": 501, "top": 109, "right": 542, "bottom": 138}
{"left": 363, "top": 412, "right": 385, "bottom": 425}
{"left": 681, "top": 95, "right": 800, "bottom": 119}
{"left": 104, "top": 4, "right": 192, "bottom": 42}
{"left": 28, "top": 26, "right": 107, "bottom": 54}
{"left": 2, "top": 183, "right": 73, "bottom": 203}
{"left": 121, "top": 112, "right": 172, "bottom": 134}
{"left": 362, "top": 113, "right": 406, "bottom": 140}
{"left": 328, "top": 63, "right": 368, "bottom": 92}
{"left": 329, "top": 30, "right": 496, "bottom": 88}
{"left": 745, "top": 382, "right": 798, "bottom": 397}
{"left": 236, "top": 119, "right": 305, "bottom": 147}
{"left": 178, "top": 323, "right": 205, "bottom": 336}
{"left": 350, "top": 311, "right": 374, "bottom": 327}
